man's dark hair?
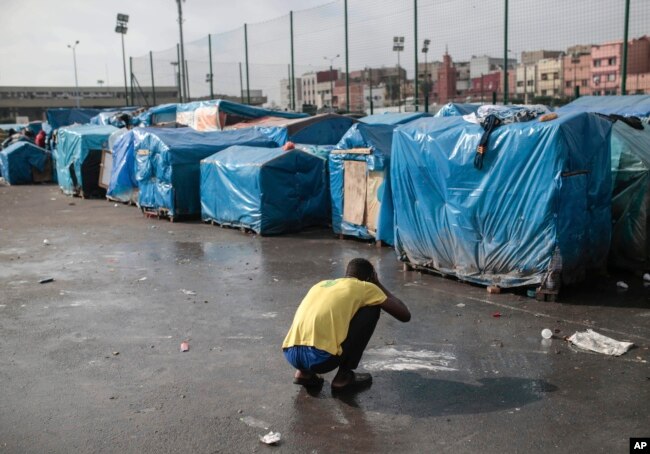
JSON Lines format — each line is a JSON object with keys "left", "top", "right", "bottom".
{"left": 346, "top": 258, "right": 374, "bottom": 282}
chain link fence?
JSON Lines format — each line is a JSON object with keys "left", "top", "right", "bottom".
{"left": 130, "top": 0, "right": 650, "bottom": 112}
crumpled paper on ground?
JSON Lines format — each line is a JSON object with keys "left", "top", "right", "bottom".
{"left": 259, "top": 431, "right": 281, "bottom": 445}
{"left": 568, "top": 329, "right": 634, "bottom": 356}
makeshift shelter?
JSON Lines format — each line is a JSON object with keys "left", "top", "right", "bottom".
{"left": 391, "top": 112, "right": 613, "bottom": 288}
{"left": 100, "top": 128, "right": 132, "bottom": 201}
{"left": 137, "top": 104, "right": 178, "bottom": 126}
{"left": 558, "top": 95, "right": 650, "bottom": 118}
{"left": 231, "top": 113, "right": 355, "bottom": 145}
{"left": 201, "top": 146, "right": 329, "bottom": 235}
{"left": 609, "top": 121, "right": 650, "bottom": 270}
{"left": 329, "top": 123, "right": 396, "bottom": 244}
{"left": 135, "top": 128, "right": 277, "bottom": 218}
{"left": 359, "top": 112, "right": 430, "bottom": 125}
{"left": 0, "top": 142, "right": 51, "bottom": 184}
{"left": 55, "top": 124, "right": 118, "bottom": 197}
{"left": 176, "top": 99, "right": 307, "bottom": 131}
{"left": 434, "top": 103, "right": 480, "bottom": 117}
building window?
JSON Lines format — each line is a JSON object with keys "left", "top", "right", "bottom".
{"left": 594, "top": 59, "right": 601, "bottom": 67}
{"left": 566, "top": 81, "right": 572, "bottom": 88}
{"left": 607, "top": 74, "right": 616, "bottom": 82}
{"left": 581, "top": 79, "right": 588, "bottom": 87}
{"left": 541, "top": 90, "right": 547, "bottom": 96}
{"left": 541, "top": 73, "right": 548, "bottom": 81}
{"left": 608, "top": 57, "right": 617, "bottom": 66}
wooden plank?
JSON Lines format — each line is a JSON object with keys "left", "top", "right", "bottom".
{"left": 98, "top": 149, "right": 112, "bottom": 189}
{"left": 343, "top": 160, "right": 367, "bottom": 226}
{"left": 331, "top": 147, "right": 372, "bottom": 155}
{"left": 365, "top": 171, "right": 384, "bottom": 235}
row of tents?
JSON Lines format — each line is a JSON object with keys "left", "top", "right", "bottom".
{"left": 2, "top": 95, "right": 650, "bottom": 295}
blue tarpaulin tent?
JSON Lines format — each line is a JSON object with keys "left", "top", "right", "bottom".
{"left": 0, "top": 142, "right": 50, "bottom": 184}
{"left": 201, "top": 146, "right": 329, "bottom": 235}
{"left": 329, "top": 123, "right": 396, "bottom": 245}
{"left": 46, "top": 108, "right": 102, "bottom": 130}
{"left": 609, "top": 121, "right": 650, "bottom": 270}
{"left": 558, "top": 95, "right": 650, "bottom": 118}
{"left": 55, "top": 124, "right": 117, "bottom": 197}
{"left": 391, "top": 112, "right": 612, "bottom": 288}
{"left": 176, "top": 99, "right": 307, "bottom": 131}
{"left": 359, "top": 112, "right": 430, "bottom": 125}
{"left": 434, "top": 103, "right": 480, "bottom": 117}
{"left": 135, "top": 128, "right": 277, "bottom": 218}
{"left": 137, "top": 104, "right": 178, "bottom": 126}
{"left": 241, "top": 113, "right": 355, "bottom": 145}
{"left": 106, "top": 128, "right": 135, "bottom": 202}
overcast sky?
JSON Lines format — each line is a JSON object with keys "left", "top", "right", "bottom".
{"left": 1, "top": 0, "right": 648, "bottom": 105}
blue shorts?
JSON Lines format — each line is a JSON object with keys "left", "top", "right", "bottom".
{"left": 283, "top": 346, "right": 333, "bottom": 371}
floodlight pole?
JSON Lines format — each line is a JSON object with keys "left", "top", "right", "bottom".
{"left": 176, "top": 0, "right": 187, "bottom": 102}
{"left": 67, "top": 41, "right": 80, "bottom": 108}
{"left": 121, "top": 33, "right": 128, "bottom": 105}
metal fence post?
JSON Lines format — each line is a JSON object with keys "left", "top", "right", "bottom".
{"left": 414, "top": 0, "right": 419, "bottom": 111}
{"left": 344, "top": 0, "right": 350, "bottom": 112}
{"left": 184, "top": 60, "right": 191, "bottom": 100}
{"left": 503, "top": 0, "right": 509, "bottom": 104}
{"left": 149, "top": 51, "right": 156, "bottom": 106}
{"left": 176, "top": 43, "right": 183, "bottom": 103}
{"left": 129, "top": 56, "right": 134, "bottom": 106}
{"left": 621, "top": 0, "right": 630, "bottom": 95}
{"left": 244, "top": 23, "right": 251, "bottom": 104}
{"left": 290, "top": 11, "right": 296, "bottom": 111}
{"left": 208, "top": 34, "right": 215, "bottom": 100}
{"left": 239, "top": 62, "right": 244, "bottom": 103}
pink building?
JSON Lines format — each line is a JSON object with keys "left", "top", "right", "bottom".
{"left": 590, "top": 36, "right": 650, "bottom": 95}
{"left": 563, "top": 54, "right": 592, "bottom": 97}
{"left": 467, "top": 72, "right": 501, "bottom": 101}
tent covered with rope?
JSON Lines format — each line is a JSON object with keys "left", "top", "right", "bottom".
{"left": 391, "top": 111, "right": 613, "bottom": 289}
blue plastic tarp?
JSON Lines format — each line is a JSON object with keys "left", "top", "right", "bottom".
{"left": 253, "top": 114, "right": 356, "bottom": 145}
{"left": 0, "top": 142, "right": 49, "bottom": 184}
{"left": 609, "top": 121, "right": 650, "bottom": 270}
{"left": 434, "top": 103, "right": 480, "bottom": 117}
{"left": 359, "top": 112, "right": 431, "bottom": 125}
{"left": 46, "top": 108, "right": 102, "bottom": 130}
{"left": 176, "top": 99, "right": 307, "bottom": 131}
{"left": 558, "top": 95, "right": 650, "bottom": 118}
{"left": 54, "top": 124, "right": 117, "bottom": 195}
{"left": 137, "top": 104, "right": 178, "bottom": 127}
{"left": 201, "top": 146, "right": 329, "bottom": 234}
{"left": 391, "top": 112, "right": 613, "bottom": 288}
{"left": 135, "top": 128, "right": 277, "bottom": 217}
{"left": 329, "top": 123, "right": 396, "bottom": 244}
{"left": 106, "top": 129, "right": 136, "bottom": 202}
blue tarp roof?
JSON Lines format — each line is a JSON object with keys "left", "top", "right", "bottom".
{"left": 557, "top": 95, "right": 650, "bottom": 118}
{"left": 46, "top": 108, "right": 103, "bottom": 130}
{"left": 434, "top": 103, "right": 480, "bottom": 117}
{"left": 201, "top": 146, "right": 329, "bottom": 234}
{"left": 329, "top": 123, "right": 396, "bottom": 244}
{"left": 252, "top": 114, "right": 355, "bottom": 145}
{"left": 0, "top": 142, "right": 49, "bottom": 185}
{"left": 136, "top": 103, "right": 178, "bottom": 127}
{"left": 359, "top": 112, "right": 431, "bottom": 125}
{"left": 391, "top": 112, "right": 613, "bottom": 288}
{"left": 54, "top": 124, "right": 117, "bottom": 195}
{"left": 176, "top": 99, "right": 307, "bottom": 131}
{"left": 135, "top": 128, "right": 278, "bottom": 217}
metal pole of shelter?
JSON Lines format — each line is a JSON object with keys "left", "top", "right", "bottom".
{"left": 344, "top": 0, "right": 350, "bottom": 112}
{"left": 208, "top": 34, "right": 214, "bottom": 100}
{"left": 413, "top": 0, "right": 418, "bottom": 111}
{"left": 290, "top": 11, "right": 296, "bottom": 111}
{"left": 149, "top": 51, "right": 156, "bottom": 106}
{"left": 621, "top": 0, "right": 630, "bottom": 95}
{"left": 244, "top": 23, "right": 251, "bottom": 104}
{"left": 503, "top": 0, "right": 509, "bottom": 104}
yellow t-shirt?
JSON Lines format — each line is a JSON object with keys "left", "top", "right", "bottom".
{"left": 282, "top": 278, "right": 387, "bottom": 356}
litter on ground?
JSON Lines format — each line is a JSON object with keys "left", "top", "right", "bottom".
{"left": 568, "top": 329, "right": 634, "bottom": 356}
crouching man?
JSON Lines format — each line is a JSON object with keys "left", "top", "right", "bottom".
{"left": 282, "top": 258, "right": 411, "bottom": 392}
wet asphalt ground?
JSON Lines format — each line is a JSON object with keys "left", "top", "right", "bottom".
{"left": 0, "top": 184, "right": 649, "bottom": 454}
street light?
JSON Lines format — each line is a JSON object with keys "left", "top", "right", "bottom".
{"left": 115, "top": 13, "right": 129, "bottom": 106}
{"left": 421, "top": 39, "right": 430, "bottom": 112}
{"left": 67, "top": 41, "right": 80, "bottom": 108}
{"left": 323, "top": 54, "right": 339, "bottom": 112}
{"left": 393, "top": 36, "right": 404, "bottom": 112}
